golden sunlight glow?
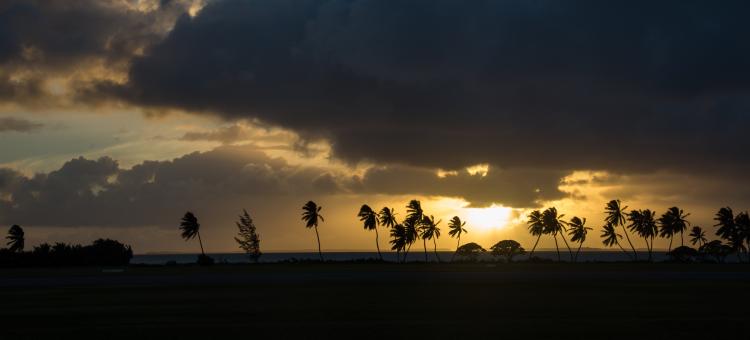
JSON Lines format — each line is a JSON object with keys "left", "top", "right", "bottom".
{"left": 466, "top": 163, "right": 489, "bottom": 177}
{"left": 465, "top": 204, "right": 513, "bottom": 231}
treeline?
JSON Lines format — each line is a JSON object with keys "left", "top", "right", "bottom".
{"left": 1, "top": 226, "right": 133, "bottom": 267}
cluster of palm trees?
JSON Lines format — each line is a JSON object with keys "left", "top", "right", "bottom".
{"left": 302, "top": 199, "right": 469, "bottom": 263}
{"left": 526, "top": 199, "right": 750, "bottom": 262}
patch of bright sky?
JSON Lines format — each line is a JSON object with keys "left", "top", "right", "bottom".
{"left": 0, "top": 110, "right": 220, "bottom": 174}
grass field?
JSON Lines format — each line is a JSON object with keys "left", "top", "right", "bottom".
{"left": 1, "top": 263, "right": 748, "bottom": 339}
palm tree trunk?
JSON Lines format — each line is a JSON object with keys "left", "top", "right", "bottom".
{"left": 314, "top": 225, "right": 323, "bottom": 261}
{"left": 575, "top": 242, "right": 582, "bottom": 263}
{"left": 451, "top": 236, "right": 460, "bottom": 262}
{"left": 647, "top": 236, "right": 653, "bottom": 262}
{"left": 404, "top": 243, "right": 412, "bottom": 263}
{"left": 680, "top": 231, "right": 684, "bottom": 247}
{"left": 374, "top": 227, "right": 382, "bottom": 260}
{"left": 554, "top": 235, "right": 560, "bottom": 261}
{"left": 423, "top": 239, "right": 428, "bottom": 262}
{"left": 559, "top": 233, "right": 574, "bottom": 261}
{"left": 621, "top": 225, "right": 638, "bottom": 260}
{"left": 667, "top": 237, "right": 673, "bottom": 254}
{"left": 529, "top": 234, "right": 541, "bottom": 259}
{"left": 197, "top": 231, "right": 206, "bottom": 256}
{"left": 433, "top": 238, "right": 441, "bottom": 263}
{"left": 617, "top": 242, "right": 631, "bottom": 260}
{"left": 396, "top": 249, "right": 401, "bottom": 263}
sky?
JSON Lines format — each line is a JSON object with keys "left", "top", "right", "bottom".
{"left": 1, "top": 0, "right": 749, "bottom": 253}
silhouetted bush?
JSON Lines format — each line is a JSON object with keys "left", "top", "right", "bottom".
{"left": 454, "top": 242, "right": 486, "bottom": 262}
{"left": 669, "top": 246, "right": 699, "bottom": 262}
{"left": 0, "top": 238, "right": 132, "bottom": 267}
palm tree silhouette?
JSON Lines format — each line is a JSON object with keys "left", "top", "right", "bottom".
{"left": 526, "top": 210, "right": 544, "bottom": 258}
{"left": 179, "top": 212, "right": 205, "bottom": 256}
{"left": 302, "top": 201, "right": 324, "bottom": 261}
{"left": 421, "top": 215, "right": 442, "bottom": 262}
{"left": 731, "top": 212, "right": 749, "bottom": 262}
{"left": 658, "top": 207, "right": 690, "bottom": 252}
{"left": 605, "top": 200, "right": 637, "bottom": 260}
{"left": 601, "top": 222, "right": 631, "bottom": 259}
{"left": 358, "top": 204, "right": 382, "bottom": 260}
{"left": 689, "top": 226, "right": 707, "bottom": 248}
{"left": 378, "top": 207, "right": 398, "bottom": 229}
{"left": 389, "top": 223, "right": 407, "bottom": 262}
{"left": 713, "top": 207, "right": 736, "bottom": 241}
{"left": 567, "top": 217, "right": 591, "bottom": 262}
{"left": 448, "top": 216, "right": 468, "bottom": 262}
{"left": 402, "top": 200, "right": 424, "bottom": 262}
{"left": 542, "top": 207, "right": 573, "bottom": 261}
{"left": 627, "top": 209, "right": 658, "bottom": 261}
{"left": 6, "top": 224, "right": 24, "bottom": 253}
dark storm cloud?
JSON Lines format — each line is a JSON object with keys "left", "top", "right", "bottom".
{"left": 103, "top": 0, "right": 750, "bottom": 174}
{"left": 0, "top": 117, "right": 43, "bottom": 132}
{"left": 0, "top": 145, "right": 342, "bottom": 227}
{"left": 0, "top": 0, "right": 193, "bottom": 103}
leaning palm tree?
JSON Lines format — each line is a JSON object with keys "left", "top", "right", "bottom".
{"left": 378, "top": 207, "right": 398, "bottom": 229}
{"left": 604, "top": 200, "right": 637, "bottom": 260}
{"left": 713, "top": 207, "right": 736, "bottom": 242}
{"left": 358, "top": 204, "right": 382, "bottom": 260}
{"left": 6, "top": 224, "right": 24, "bottom": 253}
{"left": 302, "top": 201, "right": 324, "bottom": 261}
{"left": 567, "top": 217, "right": 591, "bottom": 262}
{"left": 658, "top": 207, "right": 690, "bottom": 252}
{"left": 628, "top": 209, "right": 658, "bottom": 261}
{"left": 421, "top": 215, "right": 442, "bottom": 262}
{"left": 389, "top": 224, "right": 407, "bottom": 262}
{"left": 601, "top": 222, "right": 631, "bottom": 259}
{"left": 402, "top": 200, "right": 424, "bottom": 262}
{"left": 542, "top": 207, "right": 573, "bottom": 261}
{"left": 179, "top": 212, "right": 205, "bottom": 256}
{"left": 448, "top": 216, "right": 468, "bottom": 262}
{"left": 526, "top": 210, "right": 544, "bottom": 258}
{"left": 689, "top": 226, "right": 707, "bottom": 248}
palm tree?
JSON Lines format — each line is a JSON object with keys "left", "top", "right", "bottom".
{"left": 448, "top": 216, "right": 468, "bottom": 262}
{"left": 390, "top": 224, "right": 407, "bottom": 262}
{"left": 179, "top": 212, "right": 205, "bottom": 256}
{"left": 732, "top": 212, "right": 750, "bottom": 262}
{"left": 6, "top": 224, "right": 24, "bottom": 253}
{"left": 628, "top": 209, "right": 658, "bottom": 261}
{"left": 714, "top": 207, "right": 736, "bottom": 241}
{"left": 658, "top": 207, "right": 690, "bottom": 252}
{"left": 302, "top": 201, "right": 324, "bottom": 261}
{"left": 402, "top": 200, "right": 424, "bottom": 262}
{"left": 601, "top": 222, "right": 631, "bottom": 259}
{"left": 605, "top": 200, "right": 637, "bottom": 260}
{"left": 542, "top": 207, "right": 573, "bottom": 261}
{"left": 421, "top": 215, "right": 442, "bottom": 262}
{"left": 358, "top": 204, "right": 382, "bottom": 260}
{"left": 526, "top": 210, "right": 544, "bottom": 258}
{"left": 689, "top": 226, "right": 707, "bottom": 248}
{"left": 567, "top": 217, "right": 591, "bottom": 262}
{"left": 378, "top": 207, "right": 398, "bottom": 229}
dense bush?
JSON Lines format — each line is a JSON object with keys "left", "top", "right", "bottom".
{"left": 0, "top": 238, "right": 133, "bottom": 267}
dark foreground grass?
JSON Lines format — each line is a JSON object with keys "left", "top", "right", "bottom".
{"left": 1, "top": 263, "right": 748, "bottom": 339}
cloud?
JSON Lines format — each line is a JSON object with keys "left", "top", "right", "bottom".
{"left": 354, "top": 165, "right": 569, "bottom": 208}
{"left": 0, "top": 117, "right": 42, "bottom": 132}
{"left": 179, "top": 124, "right": 250, "bottom": 144}
{"left": 0, "top": 0, "right": 199, "bottom": 106}
{"left": 0, "top": 145, "right": 344, "bottom": 227}
{"left": 96, "top": 0, "right": 750, "bottom": 177}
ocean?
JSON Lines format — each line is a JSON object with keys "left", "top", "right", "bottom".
{"left": 131, "top": 250, "right": 690, "bottom": 264}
